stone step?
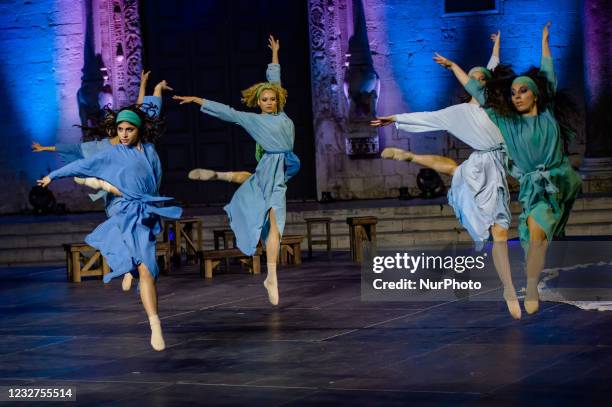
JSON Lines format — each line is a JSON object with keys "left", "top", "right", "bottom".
{"left": 2, "top": 196, "right": 612, "bottom": 265}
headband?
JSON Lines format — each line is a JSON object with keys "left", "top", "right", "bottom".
{"left": 512, "top": 76, "right": 540, "bottom": 96}
{"left": 255, "top": 83, "right": 276, "bottom": 98}
{"left": 468, "top": 66, "right": 492, "bottom": 80}
{"left": 115, "top": 110, "right": 142, "bottom": 127}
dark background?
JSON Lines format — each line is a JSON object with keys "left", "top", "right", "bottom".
{"left": 140, "top": 0, "right": 316, "bottom": 205}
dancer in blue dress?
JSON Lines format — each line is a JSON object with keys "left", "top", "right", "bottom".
{"left": 174, "top": 35, "right": 299, "bottom": 305}
{"left": 38, "top": 107, "right": 182, "bottom": 351}
{"left": 32, "top": 72, "right": 171, "bottom": 291}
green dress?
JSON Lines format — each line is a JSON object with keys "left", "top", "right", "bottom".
{"left": 465, "top": 56, "right": 581, "bottom": 247}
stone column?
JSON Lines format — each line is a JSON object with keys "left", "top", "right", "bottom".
{"left": 580, "top": 0, "right": 612, "bottom": 192}
{"left": 96, "top": 0, "right": 143, "bottom": 108}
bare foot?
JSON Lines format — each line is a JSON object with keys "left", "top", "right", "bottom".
{"left": 381, "top": 147, "right": 413, "bottom": 161}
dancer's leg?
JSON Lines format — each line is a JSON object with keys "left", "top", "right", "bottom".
{"left": 381, "top": 147, "right": 458, "bottom": 176}
{"left": 524, "top": 216, "right": 549, "bottom": 314}
{"left": 491, "top": 224, "right": 520, "bottom": 319}
{"left": 137, "top": 264, "right": 165, "bottom": 351}
{"left": 188, "top": 169, "right": 251, "bottom": 184}
{"left": 263, "top": 208, "right": 280, "bottom": 306}
{"left": 73, "top": 177, "right": 121, "bottom": 196}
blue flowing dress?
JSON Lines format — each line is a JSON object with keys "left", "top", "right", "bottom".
{"left": 48, "top": 144, "right": 181, "bottom": 281}
{"left": 199, "top": 64, "right": 300, "bottom": 255}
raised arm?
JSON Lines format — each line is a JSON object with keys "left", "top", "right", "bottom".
{"left": 267, "top": 35, "right": 281, "bottom": 84}
{"left": 486, "top": 31, "right": 501, "bottom": 70}
{"left": 540, "top": 22, "right": 556, "bottom": 92}
{"left": 137, "top": 70, "right": 150, "bottom": 105}
{"left": 433, "top": 53, "right": 470, "bottom": 87}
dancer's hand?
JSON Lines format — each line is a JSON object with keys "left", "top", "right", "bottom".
{"left": 173, "top": 96, "right": 203, "bottom": 106}
{"left": 370, "top": 116, "right": 396, "bottom": 127}
{"left": 490, "top": 30, "right": 500, "bottom": 44}
{"left": 37, "top": 176, "right": 51, "bottom": 187}
{"left": 433, "top": 52, "right": 453, "bottom": 69}
{"left": 268, "top": 35, "right": 280, "bottom": 53}
{"left": 141, "top": 70, "right": 151, "bottom": 84}
{"left": 32, "top": 142, "right": 45, "bottom": 152}
{"left": 154, "top": 80, "right": 174, "bottom": 93}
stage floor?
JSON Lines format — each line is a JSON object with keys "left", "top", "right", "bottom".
{"left": 1, "top": 253, "right": 612, "bottom": 406}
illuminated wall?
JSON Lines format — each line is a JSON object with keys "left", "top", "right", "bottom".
{"left": 310, "top": 0, "right": 585, "bottom": 200}
{"left": 0, "top": 0, "right": 91, "bottom": 213}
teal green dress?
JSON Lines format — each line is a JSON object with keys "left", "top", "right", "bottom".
{"left": 465, "top": 56, "right": 581, "bottom": 247}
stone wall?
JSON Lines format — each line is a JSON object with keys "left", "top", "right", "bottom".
{"left": 308, "top": 0, "right": 585, "bottom": 200}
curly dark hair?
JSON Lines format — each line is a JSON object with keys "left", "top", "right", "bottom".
{"left": 76, "top": 102, "right": 165, "bottom": 143}
{"left": 483, "top": 66, "right": 579, "bottom": 153}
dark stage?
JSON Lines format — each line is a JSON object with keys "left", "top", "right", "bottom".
{"left": 1, "top": 252, "right": 611, "bottom": 406}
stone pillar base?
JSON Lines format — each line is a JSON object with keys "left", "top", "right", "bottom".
{"left": 579, "top": 157, "right": 612, "bottom": 193}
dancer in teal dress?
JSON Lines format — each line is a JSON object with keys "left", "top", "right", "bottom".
{"left": 434, "top": 23, "right": 581, "bottom": 314}
{"left": 37, "top": 107, "right": 182, "bottom": 351}
{"left": 175, "top": 35, "right": 299, "bottom": 306}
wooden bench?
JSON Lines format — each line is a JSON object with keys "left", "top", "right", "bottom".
{"left": 163, "top": 217, "right": 203, "bottom": 266}
{"left": 346, "top": 216, "right": 378, "bottom": 262}
{"left": 197, "top": 246, "right": 262, "bottom": 279}
{"left": 63, "top": 243, "right": 109, "bottom": 282}
{"left": 156, "top": 240, "right": 171, "bottom": 274}
{"left": 280, "top": 234, "right": 304, "bottom": 265}
{"left": 304, "top": 217, "right": 332, "bottom": 258}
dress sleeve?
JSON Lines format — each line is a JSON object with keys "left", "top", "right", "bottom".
{"left": 394, "top": 110, "right": 451, "bottom": 133}
{"left": 55, "top": 143, "right": 84, "bottom": 163}
{"left": 539, "top": 55, "right": 557, "bottom": 94}
{"left": 200, "top": 100, "right": 260, "bottom": 133}
{"left": 142, "top": 95, "right": 163, "bottom": 117}
{"left": 464, "top": 78, "right": 487, "bottom": 106}
{"left": 266, "top": 63, "right": 281, "bottom": 84}
{"left": 48, "top": 149, "right": 112, "bottom": 181}
{"left": 486, "top": 55, "right": 500, "bottom": 71}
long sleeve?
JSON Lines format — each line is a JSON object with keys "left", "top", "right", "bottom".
{"left": 486, "top": 55, "right": 500, "bottom": 70}
{"left": 55, "top": 143, "right": 84, "bottom": 163}
{"left": 266, "top": 63, "right": 281, "bottom": 84}
{"left": 142, "top": 95, "right": 162, "bottom": 117}
{"left": 151, "top": 149, "right": 162, "bottom": 194}
{"left": 395, "top": 111, "right": 451, "bottom": 133}
{"left": 465, "top": 78, "right": 487, "bottom": 106}
{"left": 48, "top": 149, "right": 111, "bottom": 181}
{"left": 540, "top": 55, "right": 557, "bottom": 93}
{"left": 200, "top": 100, "right": 258, "bottom": 127}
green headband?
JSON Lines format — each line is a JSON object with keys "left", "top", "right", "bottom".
{"left": 115, "top": 110, "right": 142, "bottom": 127}
{"left": 512, "top": 76, "right": 539, "bottom": 96}
{"left": 468, "top": 66, "right": 492, "bottom": 80}
{"left": 255, "top": 83, "right": 275, "bottom": 98}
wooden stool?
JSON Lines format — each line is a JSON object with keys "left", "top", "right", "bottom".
{"left": 63, "top": 243, "right": 110, "bottom": 283}
{"left": 346, "top": 216, "right": 378, "bottom": 262}
{"left": 304, "top": 217, "right": 332, "bottom": 258}
{"left": 280, "top": 234, "right": 304, "bottom": 265}
{"left": 197, "top": 246, "right": 262, "bottom": 279}
{"left": 163, "top": 217, "right": 203, "bottom": 266}
{"left": 156, "top": 241, "right": 171, "bottom": 274}
{"left": 213, "top": 229, "right": 236, "bottom": 271}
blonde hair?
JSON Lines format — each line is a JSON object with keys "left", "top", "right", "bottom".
{"left": 241, "top": 82, "right": 287, "bottom": 112}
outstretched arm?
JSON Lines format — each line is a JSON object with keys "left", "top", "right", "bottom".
{"left": 37, "top": 149, "right": 112, "bottom": 187}
{"left": 486, "top": 31, "right": 501, "bottom": 70}
{"left": 267, "top": 35, "right": 281, "bottom": 84}
{"left": 173, "top": 95, "right": 257, "bottom": 130}
{"left": 137, "top": 70, "right": 150, "bottom": 105}
{"left": 540, "top": 22, "right": 557, "bottom": 92}
{"left": 32, "top": 142, "right": 57, "bottom": 153}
